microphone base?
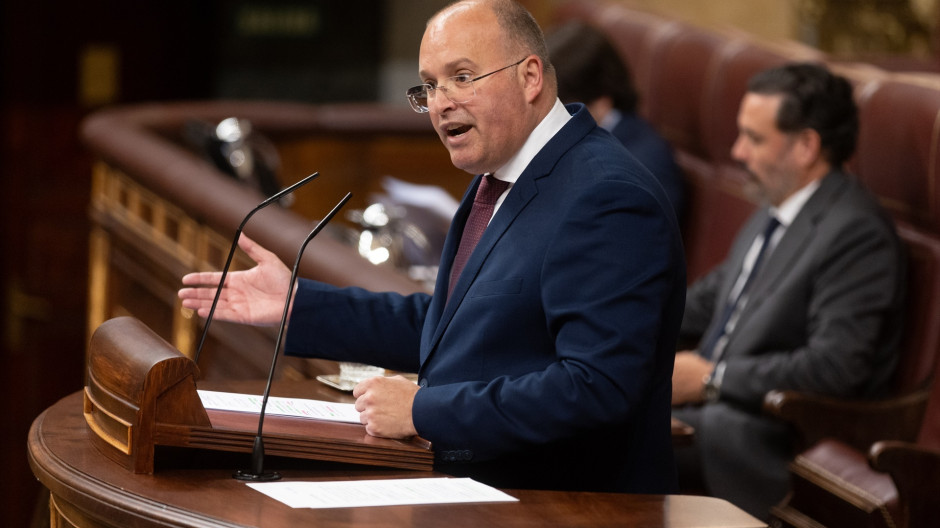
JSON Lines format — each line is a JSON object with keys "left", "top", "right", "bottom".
{"left": 233, "top": 469, "right": 282, "bottom": 482}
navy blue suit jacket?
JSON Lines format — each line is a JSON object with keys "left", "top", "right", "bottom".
{"left": 285, "top": 104, "right": 686, "bottom": 493}
{"left": 609, "top": 113, "right": 685, "bottom": 221}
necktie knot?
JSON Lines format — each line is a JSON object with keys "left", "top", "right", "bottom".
{"left": 475, "top": 174, "right": 510, "bottom": 206}
{"left": 762, "top": 216, "right": 781, "bottom": 243}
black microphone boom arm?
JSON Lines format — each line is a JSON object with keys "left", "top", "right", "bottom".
{"left": 234, "top": 191, "right": 353, "bottom": 482}
{"left": 193, "top": 172, "right": 320, "bottom": 365}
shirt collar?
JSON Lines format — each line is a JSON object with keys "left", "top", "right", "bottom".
{"left": 772, "top": 178, "right": 822, "bottom": 227}
{"left": 491, "top": 98, "right": 572, "bottom": 184}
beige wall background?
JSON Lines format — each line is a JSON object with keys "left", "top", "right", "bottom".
{"left": 620, "top": 0, "right": 797, "bottom": 39}
{"left": 522, "top": 0, "right": 799, "bottom": 39}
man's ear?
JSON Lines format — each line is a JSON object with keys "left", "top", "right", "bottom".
{"left": 793, "top": 128, "right": 823, "bottom": 168}
{"left": 520, "top": 55, "right": 544, "bottom": 104}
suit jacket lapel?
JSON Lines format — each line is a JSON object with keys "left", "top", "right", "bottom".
{"left": 421, "top": 178, "right": 477, "bottom": 360}
{"left": 728, "top": 172, "right": 848, "bottom": 336}
{"left": 446, "top": 177, "right": 536, "bottom": 305}
{"left": 422, "top": 170, "right": 539, "bottom": 363}
{"left": 420, "top": 103, "right": 595, "bottom": 365}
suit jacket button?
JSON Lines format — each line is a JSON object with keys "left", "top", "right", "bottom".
{"left": 418, "top": 379, "right": 428, "bottom": 388}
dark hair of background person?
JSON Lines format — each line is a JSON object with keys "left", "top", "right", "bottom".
{"left": 546, "top": 20, "right": 639, "bottom": 114}
{"left": 747, "top": 62, "right": 859, "bottom": 168}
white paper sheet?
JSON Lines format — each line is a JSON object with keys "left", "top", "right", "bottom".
{"left": 246, "top": 477, "right": 518, "bottom": 509}
{"left": 197, "top": 390, "right": 361, "bottom": 424}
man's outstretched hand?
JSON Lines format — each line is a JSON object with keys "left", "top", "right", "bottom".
{"left": 178, "top": 235, "right": 293, "bottom": 326}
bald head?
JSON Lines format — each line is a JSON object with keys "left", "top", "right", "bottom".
{"left": 428, "top": 0, "right": 557, "bottom": 98}
{"left": 418, "top": 0, "right": 558, "bottom": 174}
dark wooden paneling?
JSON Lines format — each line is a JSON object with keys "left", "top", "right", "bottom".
{"left": 1, "top": 2, "right": 215, "bottom": 525}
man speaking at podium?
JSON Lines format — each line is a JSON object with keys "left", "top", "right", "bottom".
{"left": 179, "top": 0, "right": 685, "bottom": 494}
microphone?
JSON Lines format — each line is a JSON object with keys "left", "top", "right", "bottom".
{"left": 192, "top": 172, "right": 320, "bottom": 366}
{"left": 235, "top": 191, "right": 353, "bottom": 482}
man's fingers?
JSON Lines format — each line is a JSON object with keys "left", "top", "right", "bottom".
{"left": 179, "top": 286, "right": 215, "bottom": 300}
{"left": 181, "top": 271, "right": 224, "bottom": 287}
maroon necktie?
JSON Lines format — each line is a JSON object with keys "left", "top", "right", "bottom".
{"left": 448, "top": 174, "right": 510, "bottom": 297}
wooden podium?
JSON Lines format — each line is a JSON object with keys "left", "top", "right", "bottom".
{"left": 30, "top": 390, "right": 767, "bottom": 527}
{"left": 82, "top": 316, "right": 433, "bottom": 474}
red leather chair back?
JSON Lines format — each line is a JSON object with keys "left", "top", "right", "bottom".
{"left": 895, "top": 225, "right": 940, "bottom": 398}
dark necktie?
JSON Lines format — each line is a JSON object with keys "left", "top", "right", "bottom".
{"left": 448, "top": 174, "right": 510, "bottom": 297}
{"left": 700, "top": 216, "right": 781, "bottom": 360}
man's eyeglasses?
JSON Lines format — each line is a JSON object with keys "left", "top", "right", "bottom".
{"left": 406, "top": 58, "right": 526, "bottom": 113}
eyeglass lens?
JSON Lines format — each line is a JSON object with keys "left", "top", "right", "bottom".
{"left": 409, "top": 78, "right": 474, "bottom": 112}
{"left": 406, "top": 58, "right": 526, "bottom": 113}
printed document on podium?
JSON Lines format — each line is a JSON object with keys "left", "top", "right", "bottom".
{"left": 247, "top": 477, "right": 518, "bottom": 509}
{"left": 197, "top": 389, "right": 360, "bottom": 424}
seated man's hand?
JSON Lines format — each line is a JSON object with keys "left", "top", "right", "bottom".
{"left": 353, "top": 375, "right": 419, "bottom": 439}
{"left": 672, "top": 351, "right": 714, "bottom": 406}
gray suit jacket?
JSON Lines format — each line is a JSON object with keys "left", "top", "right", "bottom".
{"left": 676, "top": 170, "right": 906, "bottom": 517}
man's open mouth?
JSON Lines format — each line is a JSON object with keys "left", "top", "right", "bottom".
{"left": 447, "top": 125, "right": 472, "bottom": 137}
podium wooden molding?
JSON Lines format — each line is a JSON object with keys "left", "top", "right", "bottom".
{"left": 83, "top": 316, "right": 433, "bottom": 474}
{"left": 31, "top": 389, "right": 768, "bottom": 528}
